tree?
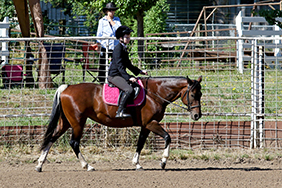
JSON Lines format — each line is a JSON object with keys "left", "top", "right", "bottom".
{"left": 0, "top": 0, "right": 15, "bottom": 22}
{"left": 115, "top": 0, "right": 158, "bottom": 63}
{"left": 47, "top": 0, "right": 169, "bottom": 65}
{"left": 255, "top": 9, "right": 282, "bottom": 29}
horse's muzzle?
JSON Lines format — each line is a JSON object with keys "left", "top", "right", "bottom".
{"left": 191, "top": 111, "right": 202, "bottom": 121}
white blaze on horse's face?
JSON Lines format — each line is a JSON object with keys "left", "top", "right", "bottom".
{"left": 185, "top": 76, "right": 202, "bottom": 121}
{"left": 189, "top": 88, "right": 202, "bottom": 121}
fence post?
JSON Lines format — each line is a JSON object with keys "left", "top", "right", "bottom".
{"left": 274, "top": 25, "right": 281, "bottom": 69}
{"left": 250, "top": 39, "right": 256, "bottom": 148}
{"left": 0, "top": 17, "right": 9, "bottom": 67}
{"left": 251, "top": 40, "right": 265, "bottom": 149}
{"left": 104, "top": 39, "right": 109, "bottom": 148}
{"left": 236, "top": 11, "right": 244, "bottom": 74}
{"left": 258, "top": 45, "right": 265, "bottom": 148}
{"left": 105, "top": 39, "right": 109, "bottom": 83}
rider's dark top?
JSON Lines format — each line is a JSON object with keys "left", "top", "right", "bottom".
{"left": 108, "top": 42, "right": 141, "bottom": 81}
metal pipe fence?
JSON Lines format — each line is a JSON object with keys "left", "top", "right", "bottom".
{"left": 0, "top": 36, "right": 282, "bottom": 150}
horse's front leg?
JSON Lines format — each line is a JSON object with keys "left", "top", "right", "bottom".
{"left": 146, "top": 120, "right": 171, "bottom": 169}
{"left": 161, "top": 135, "right": 171, "bottom": 169}
{"left": 132, "top": 127, "right": 150, "bottom": 170}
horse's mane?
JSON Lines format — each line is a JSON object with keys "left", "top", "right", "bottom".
{"left": 140, "top": 76, "right": 186, "bottom": 80}
{"left": 139, "top": 76, "right": 188, "bottom": 89}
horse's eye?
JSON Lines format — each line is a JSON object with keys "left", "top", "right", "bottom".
{"left": 191, "top": 94, "right": 195, "bottom": 98}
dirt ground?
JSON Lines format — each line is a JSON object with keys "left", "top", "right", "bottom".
{"left": 1, "top": 147, "right": 282, "bottom": 188}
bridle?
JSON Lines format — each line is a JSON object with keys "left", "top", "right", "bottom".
{"left": 143, "top": 77, "right": 201, "bottom": 112}
{"left": 181, "top": 81, "right": 201, "bottom": 111}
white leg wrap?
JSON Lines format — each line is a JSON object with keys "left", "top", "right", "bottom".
{"left": 162, "top": 145, "right": 170, "bottom": 158}
{"left": 132, "top": 152, "right": 139, "bottom": 165}
{"left": 160, "top": 145, "right": 170, "bottom": 169}
{"left": 78, "top": 152, "right": 94, "bottom": 171}
{"left": 132, "top": 152, "right": 143, "bottom": 170}
{"left": 35, "top": 142, "right": 53, "bottom": 172}
{"left": 162, "top": 145, "right": 170, "bottom": 163}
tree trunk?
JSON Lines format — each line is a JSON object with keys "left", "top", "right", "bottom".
{"left": 29, "top": 0, "right": 44, "bottom": 37}
{"left": 38, "top": 42, "right": 53, "bottom": 88}
{"left": 25, "top": 42, "right": 35, "bottom": 87}
{"left": 136, "top": 10, "right": 144, "bottom": 68}
{"left": 29, "top": 0, "right": 52, "bottom": 88}
{"left": 12, "top": 0, "right": 30, "bottom": 37}
{"left": 13, "top": 0, "right": 52, "bottom": 88}
{"left": 13, "top": 0, "right": 34, "bottom": 87}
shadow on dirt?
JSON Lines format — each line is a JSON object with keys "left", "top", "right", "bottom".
{"left": 113, "top": 167, "right": 280, "bottom": 172}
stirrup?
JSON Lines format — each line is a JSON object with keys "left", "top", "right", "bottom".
{"left": 115, "top": 111, "right": 131, "bottom": 118}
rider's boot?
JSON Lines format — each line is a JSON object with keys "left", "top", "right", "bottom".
{"left": 115, "top": 91, "right": 132, "bottom": 118}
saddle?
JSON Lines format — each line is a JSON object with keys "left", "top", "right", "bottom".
{"left": 103, "top": 79, "right": 145, "bottom": 107}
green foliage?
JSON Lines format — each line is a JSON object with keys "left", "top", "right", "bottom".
{"left": 0, "top": 0, "right": 16, "bottom": 22}
{"left": 3, "top": 0, "right": 168, "bottom": 36}
{"left": 241, "top": 153, "right": 249, "bottom": 158}
{"left": 45, "top": 0, "right": 168, "bottom": 36}
{"left": 105, "top": 0, "right": 158, "bottom": 21}
{"left": 124, "top": 0, "right": 169, "bottom": 67}
{"left": 264, "top": 153, "right": 274, "bottom": 161}
{"left": 144, "top": 0, "right": 169, "bottom": 34}
{"left": 43, "top": 0, "right": 100, "bottom": 34}
{"left": 213, "top": 153, "right": 221, "bottom": 160}
{"left": 199, "top": 154, "right": 209, "bottom": 160}
{"left": 254, "top": 9, "right": 282, "bottom": 29}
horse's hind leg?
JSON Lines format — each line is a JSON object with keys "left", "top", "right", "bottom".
{"left": 146, "top": 120, "right": 171, "bottom": 170}
{"left": 69, "top": 121, "right": 95, "bottom": 171}
{"left": 35, "top": 117, "right": 70, "bottom": 172}
{"left": 132, "top": 127, "right": 150, "bottom": 170}
{"left": 35, "top": 142, "right": 53, "bottom": 172}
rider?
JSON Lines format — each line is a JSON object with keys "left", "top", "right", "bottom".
{"left": 108, "top": 26, "right": 148, "bottom": 118}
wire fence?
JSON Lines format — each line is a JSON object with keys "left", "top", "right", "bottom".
{"left": 0, "top": 36, "right": 282, "bottom": 150}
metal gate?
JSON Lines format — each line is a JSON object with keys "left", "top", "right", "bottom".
{"left": 0, "top": 36, "right": 281, "bottom": 149}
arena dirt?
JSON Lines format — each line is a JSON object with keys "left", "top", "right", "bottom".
{"left": 1, "top": 146, "right": 282, "bottom": 188}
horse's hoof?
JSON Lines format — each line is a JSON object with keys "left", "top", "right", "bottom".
{"left": 160, "top": 162, "right": 166, "bottom": 169}
{"left": 136, "top": 164, "right": 143, "bottom": 171}
{"left": 87, "top": 165, "right": 95, "bottom": 171}
{"left": 136, "top": 167, "right": 144, "bottom": 171}
{"left": 35, "top": 166, "right": 42, "bottom": 172}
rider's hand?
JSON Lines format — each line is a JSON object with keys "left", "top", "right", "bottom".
{"left": 140, "top": 70, "right": 148, "bottom": 75}
{"left": 129, "top": 77, "right": 137, "bottom": 83}
{"left": 96, "top": 43, "right": 101, "bottom": 53}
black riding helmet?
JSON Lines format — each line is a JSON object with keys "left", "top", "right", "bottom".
{"left": 115, "top": 26, "right": 133, "bottom": 39}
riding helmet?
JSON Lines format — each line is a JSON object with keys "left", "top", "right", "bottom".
{"left": 115, "top": 26, "right": 133, "bottom": 39}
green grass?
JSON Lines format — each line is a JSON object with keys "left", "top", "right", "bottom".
{"left": 1, "top": 143, "right": 281, "bottom": 164}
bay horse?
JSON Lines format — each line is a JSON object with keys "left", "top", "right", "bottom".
{"left": 35, "top": 76, "right": 202, "bottom": 172}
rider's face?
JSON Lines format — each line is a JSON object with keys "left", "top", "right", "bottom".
{"left": 123, "top": 34, "right": 131, "bottom": 44}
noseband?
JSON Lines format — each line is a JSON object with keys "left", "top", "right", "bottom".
{"left": 181, "top": 81, "right": 201, "bottom": 111}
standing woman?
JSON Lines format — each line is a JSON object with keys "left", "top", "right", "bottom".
{"left": 96, "top": 2, "right": 121, "bottom": 84}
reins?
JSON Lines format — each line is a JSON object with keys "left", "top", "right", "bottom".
{"left": 141, "top": 77, "right": 200, "bottom": 112}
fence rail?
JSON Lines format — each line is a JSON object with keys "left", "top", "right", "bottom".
{"left": 0, "top": 36, "right": 281, "bottom": 150}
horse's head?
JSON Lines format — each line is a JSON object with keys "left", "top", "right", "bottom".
{"left": 181, "top": 76, "right": 202, "bottom": 121}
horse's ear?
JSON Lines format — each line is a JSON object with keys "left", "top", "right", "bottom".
{"left": 186, "top": 76, "right": 193, "bottom": 85}
{"left": 197, "top": 76, "right": 202, "bottom": 83}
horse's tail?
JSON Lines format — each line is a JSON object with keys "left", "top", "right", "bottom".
{"left": 40, "top": 84, "right": 69, "bottom": 150}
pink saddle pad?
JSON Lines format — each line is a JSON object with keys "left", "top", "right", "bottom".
{"left": 103, "top": 79, "right": 145, "bottom": 107}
